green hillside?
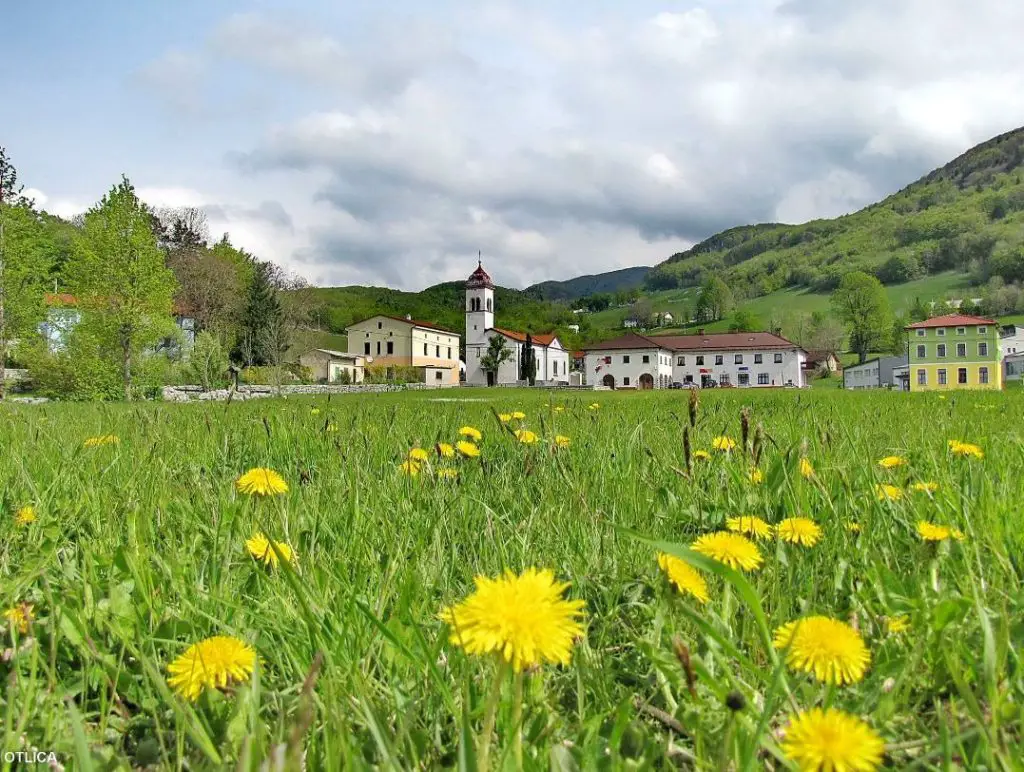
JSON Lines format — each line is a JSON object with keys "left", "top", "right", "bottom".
{"left": 526, "top": 266, "right": 651, "bottom": 300}
{"left": 647, "top": 127, "right": 1024, "bottom": 296}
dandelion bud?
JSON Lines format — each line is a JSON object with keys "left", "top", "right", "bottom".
{"left": 725, "top": 691, "right": 746, "bottom": 712}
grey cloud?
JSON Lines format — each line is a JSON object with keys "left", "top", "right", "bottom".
{"left": 203, "top": 201, "right": 294, "bottom": 231}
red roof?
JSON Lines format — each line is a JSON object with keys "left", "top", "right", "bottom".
{"left": 905, "top": 313, "right": 997, "bottom": 329}
{"left": 490, "top": 328, "right": 559, "bottom": 346}
{"left": 44, "top": 292, "right": 78, "bottom": 306}
{"left": 349, "top": 313, "right": 458, "bottom": 334}
{"left": 466, "top": 262, "right": 495, "bottom": 289}
{"left": 584, "top": 331, "right": 802, "bottom": 353}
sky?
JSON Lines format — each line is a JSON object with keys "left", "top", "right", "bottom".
{"left": 5, "top": 0, "right": 1024, "bottom": 290}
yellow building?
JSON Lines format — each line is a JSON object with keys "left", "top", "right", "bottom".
{"left": 346, "top": 314, "right": 461, "bottom": 385}
{"left": 906, "top": 314, "right": 1002, "bottom": 391}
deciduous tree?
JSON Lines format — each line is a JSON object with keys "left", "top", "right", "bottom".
{"left": 480, "top": 334, "right": 513, "bottom": 385}
{"left": 830, "top": 271, "right": 893, "bottom": 364}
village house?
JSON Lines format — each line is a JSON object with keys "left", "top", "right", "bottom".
{"left": 842, "top": 355, "right": 909, "bottom": 390}
{"left": 802, "top": 350, "right": 841, "bottom": 376}
{"left": 1004, "top": 352, "right": 1024, "bottom": 384}
{"left": 345, "top": 314, "right": 460, "bottom": 386}
{"left": 463, "top": 261, "right": 570, "bottom": 386}
{"left": 906, "top": 313, "right": 1002, "bottom": 391}
{"left": 297, "top": 349, "right": 367, "bottom": 383}
{"left": 584, "top": 330, "right": 806, "bottom": 389}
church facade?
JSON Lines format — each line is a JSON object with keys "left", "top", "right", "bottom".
{"left": 463, "top": 262, "right": 570, "bottom": 387}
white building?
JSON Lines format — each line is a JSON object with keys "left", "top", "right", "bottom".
{"left": 584, "top": 331, "right": 806, "bottom": 389}
{"left": 1000, "top": 324, "right": 1024, "bottom": 355}
{"left": 463, "top": 261, "right": 570, "bottom": 386}
{"left": 1005, "top": 352, "right": 1024, "bottom": 383}
{"left": 842, "top": 355, "right": 910, "bottom": 390}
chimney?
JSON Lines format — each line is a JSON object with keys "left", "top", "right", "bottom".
{"left": 698, "top": 328, "right": 705, "bottom": 336}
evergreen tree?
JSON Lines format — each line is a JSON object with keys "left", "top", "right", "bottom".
{"left": 68, "top": 176, "right": 177, "bottom": 399}
{"left": 239, "top": 260, "right": 284, "bottom": 366}
{"left": 519, "top": 333, "right": 537, "bottom": 385}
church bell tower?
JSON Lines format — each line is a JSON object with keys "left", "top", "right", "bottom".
{"left": 465, "top": 253, "right": 494, "bottom": 347}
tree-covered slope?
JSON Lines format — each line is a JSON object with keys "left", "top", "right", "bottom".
{"left": 526, "top": 266, "right": 651, "bottom": 301}
{"left": 647, "top": 126, "right": 1024, "bottom": 297}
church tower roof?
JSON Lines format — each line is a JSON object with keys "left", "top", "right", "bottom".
{"left": 466, "top": 254, "right": 494, "bottom": 289}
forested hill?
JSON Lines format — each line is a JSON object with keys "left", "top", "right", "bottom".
{"left": 526, "top": 266, "right": 651, "bottom": 300}
{"left": 645, "top": 126, "right": 1024, "bottom": 296}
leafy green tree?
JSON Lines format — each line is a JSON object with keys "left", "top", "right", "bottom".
{"left": 68, "top": 176, "right": 178, "bottom": 399}
{"left": 0, "top": 148, "right": 54, "bottom": 398}
{"left": 830, "top": 271, "right": 894, "bottom": 364}
{"left": 728, "top": 308, "right": 763, "bottom": 332}
{"left": 480, "top": 334, "right": 513, "bottom": 385}
{"left": 187, "top": 330, "right": 230, "bottom": 391}
{"left": 695, "top": 276, "right": 734, "bottom": 322}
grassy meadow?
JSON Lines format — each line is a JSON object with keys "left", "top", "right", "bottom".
{"left": 2, "top": 388, "right": 1023, "bottom": 769}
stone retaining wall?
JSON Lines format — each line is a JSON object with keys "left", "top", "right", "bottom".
{"left": 162, "top": 382, "right": 453, "bottom": 402}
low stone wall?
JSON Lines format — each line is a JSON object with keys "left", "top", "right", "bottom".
{"left": 162, "top": 382, "right": 454, "bottom": 402}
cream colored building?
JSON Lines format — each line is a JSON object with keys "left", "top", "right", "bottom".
{"left": 298, "top": 349, "right": 367, "bottom": 383}
{"left": 346, "top": 314, "right": 461, "bottom": 385}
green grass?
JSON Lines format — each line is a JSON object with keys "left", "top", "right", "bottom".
{"left": 2, "top": 389, "right": 1023, "bottom": 768}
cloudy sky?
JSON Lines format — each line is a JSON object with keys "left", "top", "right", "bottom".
{"left": 5, "top": 1, "right": 1024, "bottom": 290}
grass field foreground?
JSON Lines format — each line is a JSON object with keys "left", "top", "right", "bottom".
{"left": 2, "top": 388, "right": 1023, "bottom": 769}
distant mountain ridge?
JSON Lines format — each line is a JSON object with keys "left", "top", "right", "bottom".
{"left": 525, "top": 266, "right": 651, "bottom": 300}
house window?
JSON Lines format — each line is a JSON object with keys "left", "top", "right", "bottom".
{"left": 978, "top": 327, "right": 987, "bottom": 334}
{"left": 937, "top": 344, "right": 946, "bottom": 358}
{"left": 713, "top": 355, "right": 722, "bottom": 365}
{"left": 754, "top": 354, "right": 763, "bottom": 364}
{"left": 938, "top": 369, "right": 947, "bottom": 385}
{"left": 376, "top": 341, "right": 381, "bottom": 355}
{"left": 553, "top": 361, "right": 558, "bottom": 376}
{"left": 956, "top": 343, "right": 966, "bottom": 357}
{"left": 735, "top": 354, "right": 743, "bottom": 364}
{"left": 958, "top": 368, "right": 968, "bottom": 384}
{"left": 387, "top": 341, "right": 394, "bottom": 355}
{"left": 423, "top": 343, "right": 428, "bottom": 355}
{"left": 917, "top": 345, "right": 926, "bottom": 358}
{"left": 677, "top": 356, "right": 685, "bottom": 366}
{"left": 774, "top": 353, "right": 783, "bottom": 364}
{"left": 720, "top": 374, "right": 730, "bottom": 385}
{"left": 979, "top": 367, "right": 989, "bottom": 384}
{"left": 738, "top": 373, "right": 749, "bottom": 385}
{"left": 624, "top": 377, "right": 631, "bottom": 386}
{"left": 623, "top": 355, "right": 631, "bottom": 364}
{"left": 917, "top": 369, "right": 927, "bottom": 385}
{"left": 364, "top": 342, "right": 370, "bottom": 355}
{"left": 642, "top": 355, "right": 650, "bottom": 364}
{"left": 378, "top": 322, "right": 383, "bottom": 329}
{"left": 916, "top": 329, "right": 926, "bottom": 337}
{"left": 486, "top": 298, "right": 492, "bottom": 312}
{"left": 696, "top": 355, "right": 704, "bottom": 366}
{"left": 956, "top": 327, "right": 966, "bottom": 335}
{"left": 475, "top": 349, "right": 480, "bottom": 359}
{"left": 937, "top": 328, "right": 946, "bottom": 336}
{"left": 758, "top": 373, "right": 769, "bottom": 385}
{"left": 436, "top": 345, "right": 440, "bottom": 357}
{"left": 979, "top": 342, "right": 988, "bottom": 356}
{"left": 448, "top": 347, "right": 452, "bottom": 359}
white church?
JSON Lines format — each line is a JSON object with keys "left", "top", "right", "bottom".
{"left": 463, "top": 261, "right": 571, "bottom": 386}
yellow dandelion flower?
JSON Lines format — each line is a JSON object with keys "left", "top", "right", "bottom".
{"left": 235, "top": 468, "right": 289, "bottom": 496}
{"left": 459, "top": 426, "right": 483, "bottom": 441}
{"left": 781, "top": 708, "right": 884, "bottom": 772}
{"left": 553, "top": 406, "right": 565, "bottom": 413}
{"left": 436, "top": 468, "right": 459, "bottom": 481}
{"left": 777, "top": 517, "right": 822, "bottom": 548}
{"left": 399, "top": 460, "right": 422, "bottom": 477}
{"left": 657, "top": 553, "right": 709, "bottom": 604}
{"left": 244, "top": 533, "right": 296, "bottom": 567}
{"left": 799, "top": 457, "right": 815, "bottom": 479}
{"left": 948, "top": 440, "right": 983, "bottom": 459}
{"left": 3, "top": 604, "right": 33, "bottom": 634}
{"left": 712, "top": 436, "right": 736, "bottom": 452}
{"left": 514, "top": 429, "right": 538, "bottom": 444}
{"left": 877, "top": 455, "right": 907, "bottom": 469}
{"left": 692, "top": 532, "right": 763, "bottom": 572}
{"left": 437, "top": 442, "right": 456, "bottom": 458}
{"left": 588, "top": 403, "right": 600, "bottom": 410}
{"left": 876, "top": 483, "right": 903, "bottom": 501}
{"left": 408, "top": 447, "right": 430, "bottom": 463}
{"left": 456, "top": 441, "right": 481, "bottom": 458}
{"left": 693, "top": 449, "right": 711, "bottom": 461}
{"left": 325, "top": 423, "right": 339, "bottom": 433}
{"left": 15, "top": 506, "right": 37, "bottom": 526}
{"left": 511, "top": 411, "right": 526, "bottom": 420}
{"left": 847, "top": 522, "right": 861, "bottom": 534}
{"left": 554, "top": 435, "right": 571, "bottom": 449}
{"left": 310, "top": 407, "right": 321, "bottom": 416}
{"left": 83, "top": 434, "right": 120, "bottom": 448}
{"left": 885, "top": 615, "right": 910, "bottom": 635}
{"left": 911, "top": 481, "right": 939, "bottom": 494}
{"left": 773, "top": 616, "right": 870, "bottom": 685}
{"left": 439, "top": 568, "right": 586, "bottom": 672}
{"left": 917, "top": 520, "right": 964, "bottom": 542}
{"left": 726, "top": 516, "right": 773, "bottom": 540}
{"left": 167, "top": 636, "right": 256, "bottom": 702}
{"left": 749, "top": 467, "right": 764, "bottom": 484}
{"left": 498, "top": 413, "right": 513, "bottom": 423}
